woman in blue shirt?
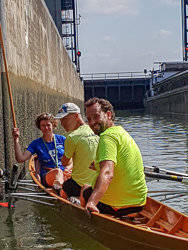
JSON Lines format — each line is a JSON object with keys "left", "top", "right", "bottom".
{"left": 12, "top": 113, "right": 68, "bottom": 189}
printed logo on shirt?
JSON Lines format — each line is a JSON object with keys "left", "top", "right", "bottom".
{"left": 49, "top": 149, "right": 56, "bottom": 158}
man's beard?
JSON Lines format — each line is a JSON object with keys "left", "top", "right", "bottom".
{"left": 94, "top": 123, "right": 106, "bottom": 135}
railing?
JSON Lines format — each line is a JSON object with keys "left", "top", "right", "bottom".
{"left": 81, "top": 72, "right": 150, "bottom": 80}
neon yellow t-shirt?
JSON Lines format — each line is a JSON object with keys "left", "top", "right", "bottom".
{"left": 64, "top": 124, "right": 99, "bottom": 186}
{"left": 94, "top": 126, "right": 147, "bottom": 207}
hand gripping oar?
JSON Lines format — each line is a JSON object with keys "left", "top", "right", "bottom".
{"left": 0, "top": 24, "right": 17, "bottom": 127}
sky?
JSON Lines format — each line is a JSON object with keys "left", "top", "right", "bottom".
{"left": 77, "top": 0, "right": 182, "bottom": 74}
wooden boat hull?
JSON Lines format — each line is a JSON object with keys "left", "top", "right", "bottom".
{"left": 29, "top": 156, "right": 188, "bottom": 250}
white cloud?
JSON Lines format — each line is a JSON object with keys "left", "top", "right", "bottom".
{"left": 159, "top": 29, "right": 172, "bottom": 37}
{"left": 153, "top": 29, "right": 172, "bottom": 39}
{"left": 97, "top": 52, "right": 111, "bottom": 59}
{"left": 102, "top": 35, "right": 111, "bottom": 41}
{"left": 79, "top": 0, "right": 140, "bottom": 15}
{"left": 160, "top": 0, "right": 179, "bottom": 6}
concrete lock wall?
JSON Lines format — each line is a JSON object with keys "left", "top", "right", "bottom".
{"left": 0, "top": 0, "right": 84, "bottom": 170}
{"left": 146, "top": 85, "right": 188, "bottom": 115}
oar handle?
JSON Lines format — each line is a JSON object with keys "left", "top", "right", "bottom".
{"left": 0, "top": 24, "right": 17, "bottom": 128}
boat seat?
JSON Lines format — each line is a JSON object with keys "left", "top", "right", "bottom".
{"left": 140, "top": 207, "right": 186, "bottom": 234}
{"left": 139, "top": 210, "right": 152, "bottom": 220}
{"left": 140, "top": 209, "right": 171, "bottom": 232}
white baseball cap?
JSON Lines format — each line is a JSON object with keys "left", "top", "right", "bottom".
{"left": 55, "top": 103, "right": 80, "bottom": 119}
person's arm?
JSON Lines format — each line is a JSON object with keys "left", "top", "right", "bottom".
{"left": 61, "top": 154, "right": 71, "bottom": 166}
{"left": 61, "top": 155, "right": 73, "bottom": 181}
{"left": 61, "top": 155, "right": 73, "bottom": 173}
{"left": 12, "top": 128, "right": 32, "bottom": 163}
{"left": 61, "top": 155, "right": 73, "bottom": 170}
{"left": 85, "top": 160, "right": 114, "bottom": 213}
{"left": 61, "top": 135, "right": 74, "bottom": 170}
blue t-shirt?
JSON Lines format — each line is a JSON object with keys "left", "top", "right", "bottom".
{"left": 27, "top": 134, "right": 66, "bottom": 178}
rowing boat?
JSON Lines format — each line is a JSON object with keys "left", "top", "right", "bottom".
{"left": 29, "top": 156, "right": 188, "bottom": 250}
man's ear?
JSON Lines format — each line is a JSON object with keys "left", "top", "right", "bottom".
{"left": 106, "top": 110, "right": 112, "bottom": 120}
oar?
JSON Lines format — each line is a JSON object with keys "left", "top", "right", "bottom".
{"left": 150, "top": 191, "right": 188, "bottom": 197}
{"left": 145, "top": 172, "right": 188, "bottom": 185}
{"left": 0, "top": 24, "right": 17, "bottom": 127}
{"left": 148, "top": 189, "right": 188, "bottom": 193}
{"left": 160, "top": 193, "right": 187, "bottom": 202}
{"left": 144, "top": 165, "right": 188, "bottom": 178}
{"left": 9, "top": 196, "right": 55, "bottom": 206}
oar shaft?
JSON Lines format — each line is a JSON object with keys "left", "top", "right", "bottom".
{"left": 145, "top": 172, "right": 182, "bottom": 181}
{"left": 148, "top": 189, "right": 188, "bottom": 193}
{"left": 11, "top": 196, "right": 55, "bottom": 206}
{"left": 0, "top": 24, "right": 17, "bottom": 127}
{"left": 10, "top": 193, "right": 57, "bottom": 200}
{"left": 144, "top": 166, "right": 188, "bottom": 178}
{"left": 150, "top": 191, "right": 188, "bottom": 197}
{"left": 160, "top": 193, "right": 187, "bottom": 202}
{"left": 145, "top": 172, "right": 188, "bottom": 184}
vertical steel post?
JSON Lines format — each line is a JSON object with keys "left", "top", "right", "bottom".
{"left": 72, "top": 0, "right": 77, "bottom": 66}
{"left": 181, "top": 0, "right": 188, "bottom": 61}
